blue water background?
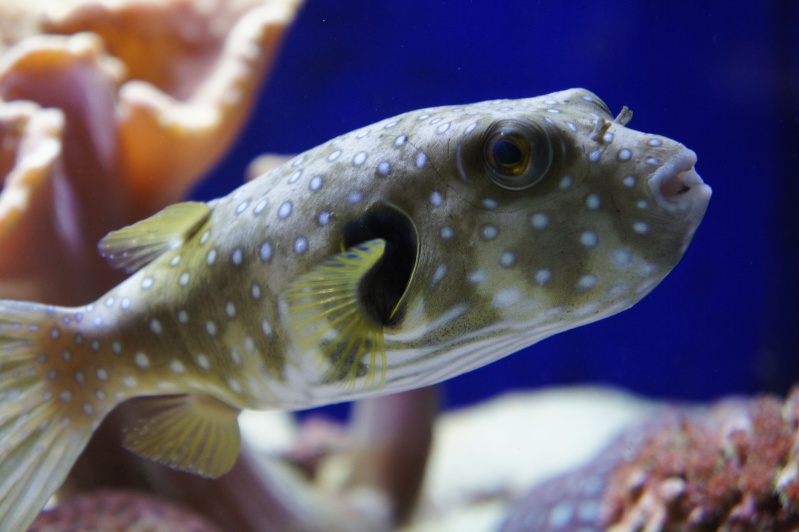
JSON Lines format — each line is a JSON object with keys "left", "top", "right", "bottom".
{"left": 194, "top": 1, "right": 799, "bottom": 411}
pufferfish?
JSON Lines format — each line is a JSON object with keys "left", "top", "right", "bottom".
{"left": 0, "top": 88, "right": 710, "bottom": 530}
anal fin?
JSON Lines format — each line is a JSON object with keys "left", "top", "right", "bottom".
{"left": 99, "top": 202, "right": 211, "bottom": 273}
{"left": 122, "top": 394, "right": 241, "bottom": 478}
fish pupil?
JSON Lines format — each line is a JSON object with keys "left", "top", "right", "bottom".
{"left": 491, "top": 135, "right": 526, "bottom": 175}
{"left": 342, "top": 207, "right": 417, "bottom": 326}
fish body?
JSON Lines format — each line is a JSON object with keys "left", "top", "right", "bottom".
{"left": 0, "top": 88, "right": 710, "bottom": 529}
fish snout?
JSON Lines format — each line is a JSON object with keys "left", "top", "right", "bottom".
{"left": 647, "top": 149, "right": 712, "bottom": 219}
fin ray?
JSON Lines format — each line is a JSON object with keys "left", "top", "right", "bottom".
{"left": 99, "top": 202, "right": 211, "bottom": 273}
{"left": 283, "top": 239, "right": 388, "bottom": 389}
{"left": 0, "top": 302, "right": 100, "bottom": 531}
{"left": 122, "top": 394, "right": 241, "bottom": 478}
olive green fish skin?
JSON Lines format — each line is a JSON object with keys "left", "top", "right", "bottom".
{"left": 47, "top": 88, "right": 710, "bottom": 412}
{"left": 0, "top": 88, "right": 711, "bottom": 530}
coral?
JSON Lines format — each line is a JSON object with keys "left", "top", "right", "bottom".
{"left": 604, "top": 389, "right": 799, "bottom": 531}
{"left": 0, "top": 0, "right": 301, "bottom": 305}
{"left": 500, "top": 388, "right": 799, "bottom": 531}
{"left": 30, "top": 490, "right": 221, "bottom": 532}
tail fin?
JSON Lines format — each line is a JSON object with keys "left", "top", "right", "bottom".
{"left": 0, "top": 301, "right": 102, "bottom": 531}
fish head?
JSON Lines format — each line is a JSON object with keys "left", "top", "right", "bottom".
{"left": 369, "top": 88, "right": 711, "bottom": 386}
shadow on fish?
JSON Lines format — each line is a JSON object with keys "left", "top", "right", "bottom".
{"left": 0, "top": 88, "right": 711, "bottom": 530}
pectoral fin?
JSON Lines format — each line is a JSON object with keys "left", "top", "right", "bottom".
{"left": 122, "top": 394, "right": 241, "bottom": 478}
{"left": 99, "top": 202, "right": 211, "bottom": 273}
{"left": 282, "top": 239, "right": 389, "bottom": 388}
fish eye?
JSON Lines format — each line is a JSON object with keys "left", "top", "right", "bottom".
{"left": 483, "top": 120, "right": 553, "bottom": 190}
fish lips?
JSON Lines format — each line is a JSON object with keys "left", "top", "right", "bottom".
{"left": 647, "top": 148, "right": 712, "bottom": 222}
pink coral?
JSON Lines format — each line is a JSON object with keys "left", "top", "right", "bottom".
{"left": 30, "top": 490, "right": 221, "bottom": 532}
{"left": 603, "top": 390, "right": 799, "bottom": 530}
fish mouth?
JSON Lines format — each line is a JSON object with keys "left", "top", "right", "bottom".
{"left": 647, "top": 149, "right": 712, "bottom": 217}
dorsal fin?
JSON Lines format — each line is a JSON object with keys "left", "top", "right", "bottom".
{"left": 122, "top": 394, "right": 241, "bottom": 478}
{"left": 99, "top": 202, "right": 211, "bottom": 273}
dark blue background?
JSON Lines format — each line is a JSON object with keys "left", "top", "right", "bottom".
{"left": 194, "top": 1, "right": 799, "bottom": 410}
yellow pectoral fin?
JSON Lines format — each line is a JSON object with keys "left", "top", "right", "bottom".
{"left": 283, "top": 239, "right": 388, "bottom": 389}
{"left": 99, "top": 201, "right": 211, "bottom": 273}
{"left": 122, "top": 394, "right": 241, "bottom": 478}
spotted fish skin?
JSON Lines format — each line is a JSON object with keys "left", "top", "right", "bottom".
{"left": 0, "top": 88, "right": 710, "bottom": 530}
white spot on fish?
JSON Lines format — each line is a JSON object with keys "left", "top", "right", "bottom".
{"left": 206, "top": 249, "right": 217, "bottom": 266}
{"left": 261, "top": 319, "right": 272, "bottom": 337}
{"left": 196, "top": 353, "right": 210, "bottom": 370}
{"left": 384, "top": 120, "right": 399, "bottom": 129}
{"left": 74, "top": 371, "right": 84, "bottom": 384}
{"left": 251, "top": 284, "right": 262, "bottom": 300}
{"left": 440, "top": 226, "right": 454, "bottom": 240}
{"left": 105, "top": 297, "right": 115, "bottom": 307}
{"left": 231, "top": 248, "right": 243, "bottom": 266}
{"left": 288, "top": 170, "right": 302, "bottom": 184}
{"left": 309, "top": 175, "right": 323, "bottom": 191}
{"left": 589, "top": 149, "right": 601, "bottom": 162}
{"left": 206, "top": 321, "right": 218, "bottom": 336}
{"left": 466, "top": 269, "right": 487, "bottom": 287}
{"left": 549, "top": 501, "right": 574, "bottom": 527}
{"left": 348, "top": 192, "right": 363, "bottom": 204}
{"left": 499, "top": 252, "right": 516, "bottom": 268}
{"left": 225, "top": 302, "right": 236, "bottom": 319}
{"left": 395, "top": 135, "right": 407, "bottom": 147}
{"left": 432, "top": 264, "right": 448, "bottom": 285}
{"left": 318, "top": 212, "right": 331, "bottom": 226}
{"left": 353, "top": 151, "right": 367, "bottom": 166}
{"left": 133, "top": 352, "right": 149, "bottom": 369}
{"left": 633, "top": 221, "right": 649, "bottom": 234}
{"left": 623, "top": 176, "right": 636, "bottom": 187}
{"left": 253, "top": 199, "right": 268, "bottom": 215}
{"left": 59, "top": 391, "right": 72, "bottom": 403}
{"left": 580, "top": 231, "right": 599, "bottom": 249}
{"left": 559, "top": 175, "right": 573, "bottom": 190}
{"left": 150, "top": 319, "right": 163, "bottom": 335}
{"left": 534, "top": 269, "right": 552, "bottom": 285}
{"left": 531, "top": 213, "right": 549, "bottom": 230}
{"left": 647, "top": 138, "right": 663, "bottom": 147}
{"left": 416, "top": 152, "right": 427, "bottom": 169}
{"left": 577, "top": 274, "right": 598, "bottom": 290}
{"left": 170, "top": 360, "right": 186, "bottom": 374}
{"left": 436, "top": 122, "right": 451, "bottom": 134}
{"left": 121, "top": 297, "right": 131, "bottom": 310}
{"left": 493, "top": 289, "right": 520, "bottom": 309}
{"left": 480, "top": 224, "right": 499, "bottom": 241}
{"left": 259, "top": 242, "right": 272, "bottom": 262}
{"left": 482, "top": 198, "right": 498, "bottom": 209}
{"left": 236, "top": 200, "right": 250, "bottom": 214}
{"left": 178, "top": 310, "right": 189, "bottom": 324}
{"left": 430, "top": 191, "right": 443, "bottom": 207}
{"left": 141, "top": 277, "right": 154, "bottom": 290}
{"left": 586, "top": 194, "right": 601, "bottom": 210}
{"left": 112, "top": 341, "right": 122, "bottom": 354}
{"left": 62, "top": 349, "right": 71, "bottom": 362}
{"left": 200, "top": 230, "right": 211, "bottom": 244}
{"left": 227, "top": 377, "right": 243, "bottom": 394}
{"left": 91, "top": 340, "right": 100, "bottom": 352}
{"left": 327, "top": 150, "right": 342, "bottom": 162}
{"left": 278, "top": 201, "right": 293, "bottom": 219}
{"left": 230, "top": 349, "right": 242, "bottom": 366}
{"left": 619, "top": 149, "right": 632, "bottom": 161}
{"left": 377, "top": 161, "right": 391, "bottom": 176}
{"left": 292, "top": 155, "right": 306, "bottom": 166}
{"left": 465, "top": 122, "right": 478, "bottom": 134}
{"left": 294, "top": 237, "right": 308, "bottom": 254}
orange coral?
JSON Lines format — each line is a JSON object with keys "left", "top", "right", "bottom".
{"left": 0, "top": 0, "right": 301, "bottom": 305}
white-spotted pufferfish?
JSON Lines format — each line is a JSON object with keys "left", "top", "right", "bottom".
{"left": 0, "top": 88, "right": 710, "bottom": 530}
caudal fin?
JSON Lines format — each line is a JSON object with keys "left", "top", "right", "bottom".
{"left": 0, "top": 301, "right": 103, "bottom": 531}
